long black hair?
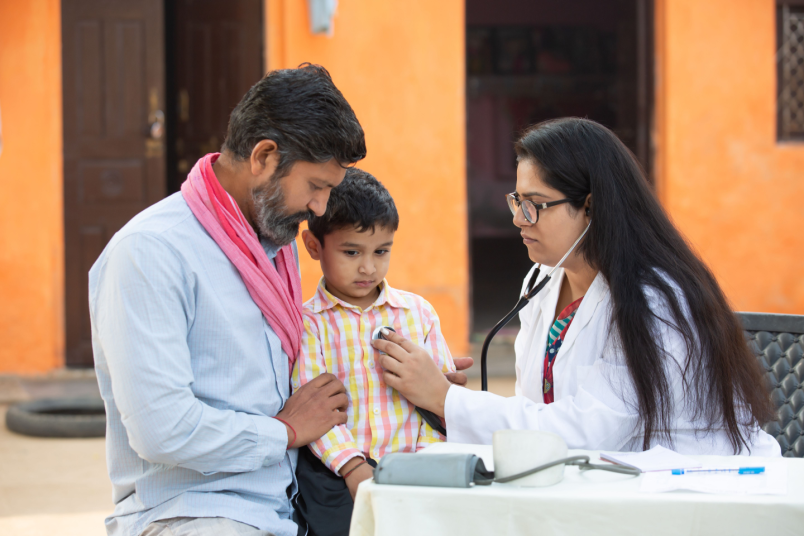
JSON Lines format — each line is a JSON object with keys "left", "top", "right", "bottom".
{"left": 514, "top": 118, "right": 772, "bottom": 452}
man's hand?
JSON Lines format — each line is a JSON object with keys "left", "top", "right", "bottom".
{"left": 340, "top": 458, "right": 374, "bottom": 500}
{"left": 276, "top": 373, "right": 348, "bottom": 447}
{"left": 446, "top": 357, "right": 473, "bottom": 386}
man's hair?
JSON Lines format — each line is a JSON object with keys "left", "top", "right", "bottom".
{"left": 223, "top": 63, "right": 366, "bottom": 176}
{"left": 308, "top": 168, "right": 399, "bottom": 245}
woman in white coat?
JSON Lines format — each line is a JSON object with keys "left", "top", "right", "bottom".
{"left": 373, "top": 118, "right": 780, "bottom": 456}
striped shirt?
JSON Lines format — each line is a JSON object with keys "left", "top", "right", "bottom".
{"left": 291, "top": 278, "right": 455, "bottom": 474}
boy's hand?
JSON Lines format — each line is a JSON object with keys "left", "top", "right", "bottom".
{"left": 275, "top": 373, "right": 348, "bottom": 447}
{"left": 340, "top": 458, "right": 374, "bottom": 500}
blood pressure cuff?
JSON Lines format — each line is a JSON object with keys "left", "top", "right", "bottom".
{"left": 374, "top": 453, "right": 493, "bottom": 488}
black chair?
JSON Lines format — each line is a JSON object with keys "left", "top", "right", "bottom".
{"left": 737, "top": 312, "right": 804, "bottom": 458}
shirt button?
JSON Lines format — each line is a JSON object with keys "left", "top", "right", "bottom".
{"left": 374, "top": 450, "right": 380, "bottom": 457}
{"left": 368, "top": 360, "right": 374, "bottom": 367}
{"left": 373, "top": 406, "right": 380, "bottom": 415}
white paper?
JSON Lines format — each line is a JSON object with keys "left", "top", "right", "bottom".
{"left": 639, "top": 460, "right": 787, "bottom": 495}
{"left": 600, "top": 445, "right": 702, "bottom": 472}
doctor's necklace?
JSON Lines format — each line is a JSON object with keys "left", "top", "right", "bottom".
{"left": 542, "top": 297, "right": 584, "bottom": 403}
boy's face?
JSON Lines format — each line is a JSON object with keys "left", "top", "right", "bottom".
{"left": 302, "top": 225, "right": 395, "bottom": 308}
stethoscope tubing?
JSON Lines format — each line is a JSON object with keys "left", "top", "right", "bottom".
{"left": 475, "top": 454, "right": 641, "bottom": 485}
{"left": 480, "top": 222, "right": 591, "bottom": 392}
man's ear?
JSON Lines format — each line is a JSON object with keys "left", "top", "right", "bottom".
{"left": 250, "top": 139, "right": 280, "bottom": 180}
{"left": 302, "top": 229, "right": 323, "bottom": 261}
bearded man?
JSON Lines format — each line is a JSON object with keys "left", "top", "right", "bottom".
{"left": 89, "top": 65, "right": 366, "bottom": 536}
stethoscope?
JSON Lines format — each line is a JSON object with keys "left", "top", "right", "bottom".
{"left": 480, "top": 221, "right": 592, "bottom": 391}
{"left": 371, "top": 220, "right": 591, "bottom": 435}
{"left": 372, "top": 326, "right": 448, "bottom": 435}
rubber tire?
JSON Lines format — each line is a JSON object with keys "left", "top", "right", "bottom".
{"left": 5, "top": 397, "right": 106, "bottom": 438}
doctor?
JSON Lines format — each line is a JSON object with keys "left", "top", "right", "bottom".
{"left": 373, "top": 118, "right": 781, "bottom": 456}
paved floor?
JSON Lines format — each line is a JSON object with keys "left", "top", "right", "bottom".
{"left": 0, "top": 405, "right": 112, "bottom": 535}
{"left": 0, "top": 377, "right": 516, "bottom": 535}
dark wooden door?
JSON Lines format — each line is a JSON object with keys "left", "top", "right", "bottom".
{"left": 62, "top": 0, "right": 166, "bottom": 366}
{"left": 167, "top": 0, "right": 263, "bottom": 193}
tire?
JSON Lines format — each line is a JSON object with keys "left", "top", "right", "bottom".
{"left": 5, "top": 397, "right": 106, "bottom": 438}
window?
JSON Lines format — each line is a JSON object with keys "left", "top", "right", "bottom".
{"left": 778, "top": 1, "right": 804, "bottom": 141}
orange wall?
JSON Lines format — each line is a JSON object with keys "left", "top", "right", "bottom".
{"left": 0, "top": 0, "right": 64, "bottom": 373}
{"left": 656, "top": 0, "right": 804, "bottom": 314}
{"left": 267, "top": 0, "right": 470, "bottom": 353}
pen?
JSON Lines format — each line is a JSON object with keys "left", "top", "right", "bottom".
{"left": 671, "top": 467, "right": 765, "bottom": 475}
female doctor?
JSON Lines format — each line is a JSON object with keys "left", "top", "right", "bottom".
{"left": 373, "top": 118, "right": 780, "bottom": 456}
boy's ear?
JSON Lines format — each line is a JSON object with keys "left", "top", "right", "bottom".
{"left": 302, "top": 229, "right": 323, "bottom": 261}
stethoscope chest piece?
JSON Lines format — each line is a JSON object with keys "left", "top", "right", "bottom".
{"left": 372, "top": 326, "right": 396, "bottom": 341}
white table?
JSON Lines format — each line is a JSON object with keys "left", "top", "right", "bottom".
{"left": 350, "top": 444, "right": 804, "bottom": 536}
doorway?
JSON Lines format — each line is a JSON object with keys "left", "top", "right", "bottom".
{"left": 62, "top": 0, "right": 264, "bottom": 366}
{"left": 165, "top": 0, "right": 264, "bottom": 195}
{"left": 466, "top": 0, "right": 654, "bottom": 336}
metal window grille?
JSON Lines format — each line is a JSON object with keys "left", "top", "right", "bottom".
{"left": 778, "top": 3, "right": 804, "bottom": 140}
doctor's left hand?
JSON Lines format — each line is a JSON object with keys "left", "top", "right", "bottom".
{"left": 372, "top": 329, "right": 452, "bottom": 418}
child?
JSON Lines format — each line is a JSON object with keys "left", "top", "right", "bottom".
{"left": 292, "top": 168, "right": 455, "bottom": 536}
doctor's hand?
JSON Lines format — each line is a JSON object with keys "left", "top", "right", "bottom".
{"left": 372, "top": 329, "right": 452, "bottom": 418}
{"left": 447, "top": 357, "right": 474, "bottom": 386}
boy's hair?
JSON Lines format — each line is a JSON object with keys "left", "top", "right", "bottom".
{"left": 308, "top": 168, "right": 399, "bottom": 245}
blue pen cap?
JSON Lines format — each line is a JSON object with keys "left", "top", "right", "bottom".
{"left": 738, "top": 467, "right": 765, "bottom": 474}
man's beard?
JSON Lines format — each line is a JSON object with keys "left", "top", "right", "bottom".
{"left": 252, "top": 175, "right": 313, "bottom": 246}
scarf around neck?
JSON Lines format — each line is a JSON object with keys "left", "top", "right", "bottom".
{"left": 181, "top": 153, "right": 303, "bottom": 367}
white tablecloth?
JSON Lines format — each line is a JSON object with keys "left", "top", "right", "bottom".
{"left": 350, "top": 443, "right": 804, "bottom": 536}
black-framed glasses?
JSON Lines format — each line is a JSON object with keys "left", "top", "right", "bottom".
{"left": 506, "top": 193, "right": 572, "bottom": 224}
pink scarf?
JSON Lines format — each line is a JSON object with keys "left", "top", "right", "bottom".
{"left": 181, "top": 153, "right": 303, "bottom": 367}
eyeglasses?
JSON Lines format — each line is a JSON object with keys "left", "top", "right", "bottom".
{"left": 506, "top": 193, "right": 572, "bottom": 224}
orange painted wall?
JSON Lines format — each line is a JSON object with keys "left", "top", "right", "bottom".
{"left": 266, "top": 0, "right": 470, "bottom": 353}
{"left": 655, "top": 0, "right": 804, "bottom": 314}
{"left": 0, "top": 0, "right": 64, "bottom": 373}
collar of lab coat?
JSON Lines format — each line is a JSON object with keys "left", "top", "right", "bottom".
{"left": 536, "top": 267, "right": 609, "bottom": 357}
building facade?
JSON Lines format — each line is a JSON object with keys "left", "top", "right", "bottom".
{"left": 0, "top": 0, "right": 801, "bottom": 373}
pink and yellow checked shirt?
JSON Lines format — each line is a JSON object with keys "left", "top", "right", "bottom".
{"left": 291, "top": 278, "right": 455, "bottom": 474}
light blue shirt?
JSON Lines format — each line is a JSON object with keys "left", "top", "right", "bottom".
{"left": 89, "top": 193, "right": 299, "bottom": 536}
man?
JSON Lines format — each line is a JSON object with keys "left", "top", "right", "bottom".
{"left": 90, "top": 65, "right": 366, "bottom": 536}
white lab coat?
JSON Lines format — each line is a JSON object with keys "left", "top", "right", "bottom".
{"left": 446, "top": 266, "right": 781, "bottom": 456}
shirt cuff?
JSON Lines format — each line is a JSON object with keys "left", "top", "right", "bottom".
{"left": 253, "top": 416, "right": 289, "bottom": 468}
{"left": 444, "top": 384, "right": 479, "bottom": 445}
{"left": 324, "top": 447, "right": 365, "bottom": 475}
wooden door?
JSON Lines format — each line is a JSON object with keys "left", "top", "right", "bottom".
{"left": 62, "top": 0, "right": 166, "bottom": 367}
{"left": 167, "top": 0, "right": 263, "bottom": 193}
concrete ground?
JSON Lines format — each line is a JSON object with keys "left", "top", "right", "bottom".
{"left": 0, "top": 405, "right": 112, "bottom": 535}
{"left": 0, "top": 365, "right": 516, "bottom": 536}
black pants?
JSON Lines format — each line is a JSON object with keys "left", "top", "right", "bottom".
{"left": 294, "top": 447, "right": 376, "bottom": 536}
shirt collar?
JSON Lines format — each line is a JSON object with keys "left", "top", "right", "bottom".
{"left": 309, "top": 277, "right": 410, "bottom": 313}
{"left": 259, "top": 236, "right": 281, "bottom": 260}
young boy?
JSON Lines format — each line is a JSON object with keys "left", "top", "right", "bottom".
{"left": 292, "top": 168, "right": 455, "bottom": 536}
